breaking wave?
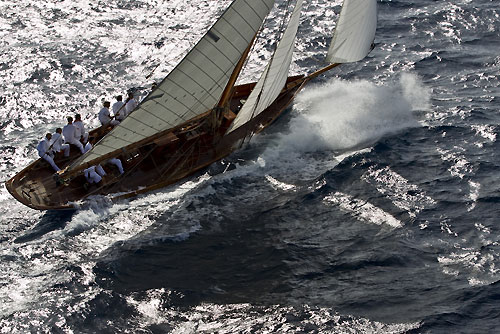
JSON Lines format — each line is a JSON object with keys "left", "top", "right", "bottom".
{"left": 281, "top": 73, "right": 429, "bottom": 153}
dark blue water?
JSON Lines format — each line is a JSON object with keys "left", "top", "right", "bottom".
{"left": 1, "top": 0, "right": 499, "bottom": 332}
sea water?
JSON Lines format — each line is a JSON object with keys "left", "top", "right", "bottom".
{"left": 0, "top": 0, "right": 499, "bottom": 332}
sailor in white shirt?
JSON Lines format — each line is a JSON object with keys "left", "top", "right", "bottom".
{"left": 62, "top": 116, "right": 85, "bottom": 154}
{"left": 98, "top": 101, "right": 119, "bottom": 126}
{"left": 83, "top": 143, "right": 106, "bottom": 184}
{"left": 37, "top": 133, "right": 60, "bottom": 172}
{"left": 84, "top": 166, "right": 102, "bottom": 184}
{"left": 51, "top": 127, "right": 70, "bottom": 157}
{"left": 73, "top": 114, "right": 89, "bottom": 144}
{"left": 124, "top": 92, "right": 138, "bottom": 117}
{"left": 112, "top": 95, "right": 126, "bottom": 122}
{"left": 84, "top": 142, "right": 124, "bottom": 175}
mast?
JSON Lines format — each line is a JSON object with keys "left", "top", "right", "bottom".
{"left": 217, "top": 35, "right": 257, "bottom": 109}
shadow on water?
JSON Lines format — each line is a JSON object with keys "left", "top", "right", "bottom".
{"left": 407, "top": 280, "right": 500, "bottom": 334}
{"left": 89, "top": 142, "right": 496, "bottom": 326}
{"left": 14, "top": 209, "right": 77, "bottom": 243}
{"left": 91, "top": 202, "right": 462, "bottom": 325}
{"left": 94, "top": 217, "right": 294, "bottom": 307}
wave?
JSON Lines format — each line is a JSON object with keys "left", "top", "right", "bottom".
{"left": 267, "top": 72, "right": 428, "bottom": 155}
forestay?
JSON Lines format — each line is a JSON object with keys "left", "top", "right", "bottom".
{"left": 326, "top": 0, "right": 377, "bottom": 63}
{"left": 226, "top": 0, "right": 305, "bottom": 134}
{"left": 70, "top": 0, "right": 276, "bottom": 171}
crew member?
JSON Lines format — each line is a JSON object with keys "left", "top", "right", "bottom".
{"left": 112, "top": 95, "right": 126, "bottom": 122}
{"left": 51, "top": 127, "right": 70, "bottom": 157}
{"left": 37, "top": 133, "right": 60, "bottom": 172}
{"left": 124, "top": 92, "right": 137, "bottom": 117}
{"left": 84, "top": 142, "right": 124, "bottom": 175}
{"left": 84, "top": 166, "right": 102, "bottom": 184}
{"left": 73, "top": 114, "right": 89, "bottom": 144}
{"left": 83, "top": 141, "right": 105, "bottom": 184}
{"left": 108, "top": 158, "right": 124, "bottom": 175}
{"left": 62, "top": 116, "right": 85, "bottom": 154}
{"left": 98, "top": 101, "right": 119, "bottom": 126}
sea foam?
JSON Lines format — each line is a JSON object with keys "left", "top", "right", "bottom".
{"left": 277, "top": 72, "right": 430, "bottom": 153}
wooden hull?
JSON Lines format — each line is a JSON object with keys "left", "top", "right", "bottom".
{"left": 6, "top": 76, "right": 308, "bottom": 210}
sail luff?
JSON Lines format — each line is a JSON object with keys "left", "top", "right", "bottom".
{"left": 226, "top": 0, "right": 305, "bottom": 134}
{"left": 66, "top": 0, "right": 276, "bottom": 174}
{"left": 326, "top": 0, "right": 377, "bottom": 63}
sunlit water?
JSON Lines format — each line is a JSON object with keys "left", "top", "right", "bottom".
{"left": 1, "top": 0, "right": 499, "bottom": 333}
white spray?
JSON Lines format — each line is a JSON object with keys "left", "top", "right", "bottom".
{"left": 276, "top": 72, "right": 430, "bottom": 153}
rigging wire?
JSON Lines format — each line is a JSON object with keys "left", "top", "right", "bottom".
{"left": 142, "top": 0, "right": 194, "bottom": 75}
{"left": 240, "top": 0, "right": 294, "bottom": 79}
{"left": 113, "top": 0, "right": 232, "bottom": 89}
{"left": 143, "top": 0, "right": 233, "bottom": 81}
{"left": 101, "top": 0, "right": 198, "bottom": 100}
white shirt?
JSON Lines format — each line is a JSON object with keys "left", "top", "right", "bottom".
{"left": 98, "top": 107, "right": 112, "bottom": 125}
{"left": 62, "top": 124, "right": 78, "bottom": 144}
{"left": 125, "top": 98, "right": 137, "bottom": 116}
{"left": 37, "top": 138, "right": 51, "bottom": 157}
{"left": 112, "top": 101, "right": 125, "bottom": 120}
{"left": 74, "top": 120, "right": 86, "bottom": 140}
{"left": 51, "top": 132, "right": 64, "bottom": 152}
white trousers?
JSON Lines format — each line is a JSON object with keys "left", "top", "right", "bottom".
{"left": 79, "top": 132, "right": 89, "bottom": 144}
{"left": 66, "top": 138, "right": 85, "bottom": 154}
{"left": 55, "top": 144, "right": 70, "bottom": 157}
{"left": 95, "top": 165, "right": 106, "bottom": 177}
{"left": 84, "top": 166, "right": 102, "bottom": 184}
{"left": 101, "top": 120, "right": 120, "bottom": 127}
{"left": 108, "top": 158, "right": 124, "bottom": 174}
{"left": 40, "top": 153, "right": 60, "bottom": 172}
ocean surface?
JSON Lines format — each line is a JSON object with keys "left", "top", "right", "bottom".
{"left": 1, "top": 0, "right": 499, "bottom": 332}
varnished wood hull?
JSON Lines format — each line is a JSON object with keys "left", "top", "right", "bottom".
{"left": 6, "top": 76, "right": 308, "bottom": 210}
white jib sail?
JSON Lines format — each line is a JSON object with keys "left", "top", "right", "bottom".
{"left": 72, "top": 0, "right": 276, "bottom": 169}
{"left": 226, "top": 0, "right": 305, "bottom": 134}
{"left": 326, "top": 0, "right": 377, "bottom": 63}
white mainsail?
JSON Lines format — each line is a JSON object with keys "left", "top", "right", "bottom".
{"left": 71, "top": 0, "right": 276, "bottom": 170}
{"left": 226, "top": 0, "right": 305, "bottom": 134}
{"left": 326, "top": 0, "right": 377, "bottom": 63}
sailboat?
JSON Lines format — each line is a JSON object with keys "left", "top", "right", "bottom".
{"left": 6, "top": 0, "right": 377, "bottom": 210}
